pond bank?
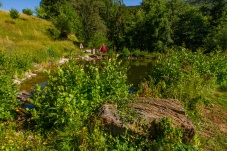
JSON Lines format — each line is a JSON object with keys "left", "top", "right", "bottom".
{"left": 19, "top": 57, "right": 153, "bottom": 92}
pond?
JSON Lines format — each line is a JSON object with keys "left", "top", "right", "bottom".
{"left": 20, "top": 59, "right": 153, "bottom": 92}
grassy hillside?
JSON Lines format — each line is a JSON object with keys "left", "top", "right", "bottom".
{"left": 0, "top": 11, "right": 78, "bottom": 66}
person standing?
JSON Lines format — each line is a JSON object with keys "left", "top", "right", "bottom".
{"left": 80, "top": 43, "right": 83, "bottom": 51}
{"left": 99, "top": 43, "right": 107, "bottom": 53}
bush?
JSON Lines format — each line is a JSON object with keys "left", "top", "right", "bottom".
{"left": 10, "top": 8, "right": 19, "bottom": 19}
{"left": 48, "top": 27, "right": 61, "bottom": 40}
{"left": 0, "top": 73, "right": 18, "bottom": 121}
{"left": 31, "top": 56, "right": 128, "bottom": 130}
{"left": 142, "top": 48, "right": 220, "bottom": 112}
{"left": 22, "top": 8, "right": 33, "bottom": 15}
{"left": 121, "top": 47, "right": 130, "bottom": 58}
{"left": 35, "top": 7, "right": 47, "bottom": 18}
{"left": 47, "top": 46, "right": 61, "bottom": 58}
{"left": 132, "top": 49, "right": 141, "bottom": 58}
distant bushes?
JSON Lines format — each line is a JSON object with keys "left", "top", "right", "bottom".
{"left": 9, "top": 8, "right": 19, "bottom": 19}
{"left": 22, "top": 8, "right": 33, "bottom": 15}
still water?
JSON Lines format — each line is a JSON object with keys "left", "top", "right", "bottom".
{"left": 20, "top": 59, "right": 153, "bottom": 92}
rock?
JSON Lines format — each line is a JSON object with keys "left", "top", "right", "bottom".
{"left": 59, "top": 57, "right": 69, "bottom": 64}
{"left": 13, "top": 79, "right": 21, "bottom": 85}
{"left": 99, "top": 97, "right": 196, "bottom": 143}
{"left": 17, "top": 90, "right": 30, "bottom": 102}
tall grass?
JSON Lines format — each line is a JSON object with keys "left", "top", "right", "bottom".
{"left": 0, "top": 10, "right": 77, "bottom": 75}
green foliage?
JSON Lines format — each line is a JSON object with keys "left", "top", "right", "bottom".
{"left": 38, "top": 0, "right": 227, "bottom": 53}
{"left": 46, "top": 46, "right": 61, "bottom": 58}
{"left": 88, "top": 32, "right": 108, "bottom": 49}
{"left": 143, "top": 48, "right": 226, "bottom": 112}
{"left": 0, "top": 2, "right": 2, "bottom": 7}
{"left": 31, "top": 56, "right": 128, "bottom": 130}
{"left": 48, "top": 27, "right": 61, "bottom": 40}
{"left": 41, "top": 0, "right": 83, "bottom": 39}
{"left": 132, "top": 49, "right": 141, "bottom": 58}
{"left": 121, "top": 47, "right": 130, "bottom": 57}
{"left": 205, "top": 27, "right": 227, "bottom": 52}
{"left": 22, "top": 8, "right": 33, "bottom": 15}
{"left": 10, "top": 8, "right": 19, "bottom": 19}
{"left": 152, "top": 118, "right": 199, "bottom": 150}
{"left": 152, "top": 117, "right": 199, "bottom": 150}
{"left": 132, "top": 0, "right": 172, "bottom": 52}
{"left": 52, "top": 13, "right": 72, "bottom": 39}
{"left": 173, "top": 7, "right": 208, "bottom": 50}
{"left": 0, "top": 73, "right": 18, "bottom": 121}
{"left": 34, "top": 7, "right": 47, "bottom": 18}
{"left": 11, "top": 53, "right": 33, "bottom": 71}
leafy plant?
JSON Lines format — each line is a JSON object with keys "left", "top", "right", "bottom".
{"left": 22, "top": 8, "right": 33, "bottom": 15}
{"left": 141, "top": 48, "right": 221, "bottom": 112}
{"left": 132, "top": 49, "right": 141, "bottom": 58}
{"left": 31, "top": 56, "right": 128, "bottom": 130}
{"left": 0, "top": 73, "right": 18, "bottom": 121}
{"left": 121, "top": 47, "right": 130, "bottom": 58}
{"left": 153, "top": 117, "right": 199, "bottom": 150}
{"left": 10, "top": 8, "right": 19, "bottom": 19}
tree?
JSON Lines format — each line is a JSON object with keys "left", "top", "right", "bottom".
{"left": 35, "top": 7, "right": 47, "bottom": 18}
{"left": 10, "top": 8, "right": 19, "bottom": 19}
{"left": 40, "top": 0, "right": 83, "bottom": 39}
{"left": 199, "top": 0, "right": 227, "bottom": 52}
{"left": 70, "top": 0, "right": 108, "bottom": 46}
{"left": 132, "top": 0, "right": 172, "bottom": 52}
{"left": 22, "top": 8, "right": 33, "bottom": 15}
{"left": 102, "top": 3, "right": 130, "bottom": 51}
{"left": 0, "top": 2, "right": 2, "bottom": 7}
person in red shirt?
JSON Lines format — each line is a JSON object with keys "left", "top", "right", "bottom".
{"left": 99, "top": 43, "right": 107, "bottom": 53}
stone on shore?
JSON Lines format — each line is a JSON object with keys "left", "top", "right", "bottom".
{"left": 99, "top": 97, "right": 196, "bottom": 143}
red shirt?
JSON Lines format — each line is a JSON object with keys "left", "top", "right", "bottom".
{"left": 100, "top": 44, "right": 107, "bottom": 53}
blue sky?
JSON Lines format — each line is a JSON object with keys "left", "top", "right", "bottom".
{"left": 0, "top": 0, "right": 142, "bottom": 13}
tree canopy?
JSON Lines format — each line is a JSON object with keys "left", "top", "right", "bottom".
{"left": 39, "top": 0, "right": 227, "bottom": 52}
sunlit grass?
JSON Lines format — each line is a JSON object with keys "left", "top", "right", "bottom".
{"left": 0, "top": 10, "right": 77, "bottom": 55}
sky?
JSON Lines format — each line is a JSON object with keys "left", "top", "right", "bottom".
{"left": 0, "top": 0, "right": 142, "bottom": 13}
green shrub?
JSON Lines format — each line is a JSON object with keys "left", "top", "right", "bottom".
{"left": 140, "top": 51, "right": 152, "bottom": 58}
{"left": 34, "top": 7, "right": 47, "bottom": 18}
{"left": 0, "top": 73, "right": 18, "bottom": 121}
{"left": 121, "top": 47, "right": 130, "bottom": 58}
{"left": 132, "top": 49, "right": 141, "bottom": 58}
{"left": 153, "top": 117, "right": 199, "bottom": 150}
{"left": 22, "top": 8, "right": 33, "bottom": 15}
{"left": 47, "top": 46, "right": 61, "bottom": 58}
{"left": 10, "top": 8, "right": 19, "bottom": 19}
{"left": 31, "top": 56, "right": 128, "bottom": 130}
{"left": 32, "top": 49, "right": 49, "bottom": 63}
{"left": 10, "top": 53, "right": 33, "bottom": 71}
{"left": 142, "top": 48, "right": 220, "bottom": 112}
{"left": 48, "top": 27, "right": 61, "bottom": 40}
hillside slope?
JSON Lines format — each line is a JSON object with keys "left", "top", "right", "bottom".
{"left": 0, "top": 10, "right": 77, "bottom": 55}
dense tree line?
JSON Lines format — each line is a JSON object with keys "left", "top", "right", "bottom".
{"left": 37, "top": 0, "right": 227, "bottom": 52}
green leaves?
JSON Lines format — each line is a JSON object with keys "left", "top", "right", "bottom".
{"left": 9, "top": 8, "right": 19, "bottom": 19}
{"left": 31, "top": 56, "right": 128, "bottom": 130}
{"left": 0, "top": 73, "right": 18, "bottom": 121}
